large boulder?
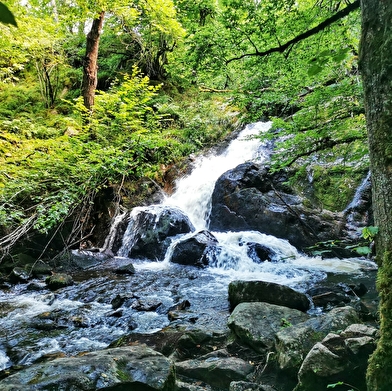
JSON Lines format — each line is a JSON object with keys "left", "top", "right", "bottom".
{"left": 175, "top": 349, "right": 254, "bottom": 389}
{"left": 228, "top": 280, "right": 311, "bottom": 312}
{"left": 275, "top": 306, "right": 360, "bottom": 375}
{"left": 294, "top": 324, "right": 378, "bottom": 391}
{"left": 0, "top": 345, "right": 176, "bottom": 391}
{"left": 227, "top": 302, "right": 309, "bottom": 353}
{"left": 209, "top": 162, "right": 343, "bottom": 250}
{"left": 70, "top": 249, "right": 113, "bottom": 269}
{"left": 169, "top": 230, "right": 219, "bottom": 268}
{"left": 119, "top": 205, "right": 195, "bottom": 260}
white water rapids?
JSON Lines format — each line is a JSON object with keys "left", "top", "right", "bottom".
{"left": 0, "top": 122, "right": 376, "bottom": 371}
{"left": 128, "top": 121, "right": 374, "bottom": 282}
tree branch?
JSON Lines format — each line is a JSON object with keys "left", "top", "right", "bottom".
{"left": 285, "top": 134, "right": 366, "bottom": 168}
{"left": 226, "top": 0, "right": 360, "bottom": 64}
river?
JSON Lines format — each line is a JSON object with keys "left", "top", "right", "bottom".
{"left": 0, "top": 122, "right": 376, "bottom": 371}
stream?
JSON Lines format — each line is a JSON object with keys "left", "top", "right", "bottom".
{"left": 0, "top": 122, "right": 376, "bottom": 371}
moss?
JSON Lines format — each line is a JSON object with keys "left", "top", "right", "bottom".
{"left": 290, "top": 164, "right": 367, "bottom": 212}
{"left": 115, "top": 359, "right": 133, "bottom": 383}
{"left": 367, "top": 251, "right": 392, "bottom": 391}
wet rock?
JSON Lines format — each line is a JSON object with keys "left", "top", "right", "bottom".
{"left": 132, "top": 298, "right": 162, "bottom": 312}
{"left": 45, "top": 273, "right": 74, "bottom": 290}
{"left": 175, "top": 349, "right": 254, "bottom": 389}
{"left": 121, "top": 205, "right": 195, "bottom": 260}
{"left": 70, "top": 249, "right": 112, "bottom": 269}
{"left": 173, "top": 329, "right": 228, "bottom": 360}
{"left": 107, "top": 309, "right": 123, "bottom": 318}
{"left": 307, "top": 285, "right": 352, "bottom": 309}
{"left": 176, "top": 379, "right": 214, "bottom": 390}
{"left": 246, "top": 243, "right": 278, "bottom": 263}
{"left": 228, "top": 302, "right": 309, "bottom": 353}
{"left": 209, "top": 162, "right": 343, "bottom": 250}
{"left": 170, "top": 230, "right": 219, "bottom": 268}
{"left": 229, "top": 280, "right": 311, "bottom": 312}
{"left": 169, "top": 300, "right": 191, "bottom": 312}
{"left": 294, "top": 324, "right": 378, "bottom": 391}
{"left": 30, "top": 261, "right": 52, "bottom": 278}
{"left": 31, "top": 309, "right": 71, "bottom": 330}
{"left": 275, "top": 306, "right": 360, "bottom": 375}
{"left": 113, "top": 262, "right": 136, "bottom": 275}
{"left": 9, "top": 267, "right": 30, "bottom": 283}
{"left": 230, "top": 381, "right": 275, "bottom": 391}
{"left": 111, "top": 294, "right": 134, "bottom": 310}
{"left": 168, "top": 300, "right": 192, "bottom": 322}
{"left": 26, "top": 282, "right": 46, "bottom": 291}
{"left": 0, "top": 345, "right": 176, "bottom": 391}
{"left": 347, "top": 282, "right": 368, "bottom": 297}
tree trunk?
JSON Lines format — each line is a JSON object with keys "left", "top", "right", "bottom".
{"left": 359, "top": 1, "right": 392, "bottom": 390}
{"left": 82, "top": 11, "right": 105, "bottom": 111}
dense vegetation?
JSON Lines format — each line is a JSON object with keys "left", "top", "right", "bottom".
{"left": 0, "top": 0, "right": 367, "bottom": 258}
{"left": 4, "top": 2, "right": 392, "bottom": 390}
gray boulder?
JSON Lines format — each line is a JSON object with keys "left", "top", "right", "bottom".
{"left": 0, "top": 345, "right": 175, "bottom": 391}
{"left": 70, "top": 249, "right": 112, "bottom": 269}
{"left": 228, "top": 302, "right": 309, "bottom": 353}
{"left": 209, "top": 162, "right": 342, "bottom": 250}
{"left": 170, "top": 230, "right": 219, "bottom": 268}
{"left": 294, "top": 324, "right": 378, "bottom": 391}
{"left": 228, "top": 280, "right": 311, "bottom": 312}
{"left": 275, "top": 306, "right": 360, "bottom": 375}
{"left": 175, "top": 349, "right": 254, "bottom": 389}
{"left": 120, "top": 205, "right": 195, "bottom": 260}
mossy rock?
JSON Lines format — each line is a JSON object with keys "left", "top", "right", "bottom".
{"left": 45, "top": 273, "right": 74, "bottom": 290}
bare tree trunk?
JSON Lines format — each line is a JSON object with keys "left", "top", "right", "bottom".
{"left": 360, "top": 1, "right": 392, "bottom": 390}
{"left": 82, "top": 11, "right": 105, "bottom": 111}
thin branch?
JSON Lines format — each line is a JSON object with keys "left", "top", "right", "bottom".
{"left": 284, "top": 134, "right": 366, "bottom": 168}
{"left": 226, "top": 0, "right": 360, "bottom": 64}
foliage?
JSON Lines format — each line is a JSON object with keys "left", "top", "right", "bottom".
{"left": 0, "top": 0, "right": 370, "bottom": 257}
{"left": 327, "top": 381, "right": 358, "bottom": 390}
{"left": 0, "top": 62, "right": 237, "bottom": 258}
{"left": 0, "top": 2, "right": 17, "bottom": 26}
{"left": 345, "top": 226, "right": 378, "bottom": 256}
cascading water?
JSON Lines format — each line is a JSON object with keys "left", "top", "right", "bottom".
{"left": 343, "top": 171, "right": 372, "bottom": 240}
{"left": 0, "top": 122, "right": 376, "bottom": 372}
{"left": 163, "top": 121, "right": 270, "bottom": 230}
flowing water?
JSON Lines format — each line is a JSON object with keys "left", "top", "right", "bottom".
{"left": 0, "top": 122, "right": 376, "bottom": 371}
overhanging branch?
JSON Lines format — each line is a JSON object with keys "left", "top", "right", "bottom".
{"left": 285, "top": 134, "right": 366, "bottom": 168}
{"left": 226, "top": 0, "right": 360, "bottom": 64}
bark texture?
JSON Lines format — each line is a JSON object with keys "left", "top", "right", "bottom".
{"left": 82, "top": 11, "right": 105, "bottom": 110}
{"left": 359, "top": 1, "right": 392, "bottom": 390}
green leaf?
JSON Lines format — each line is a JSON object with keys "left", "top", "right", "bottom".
{"left": 332, "top": 48, "right": 350, "bottom": 63}
{"left": 362, "top": 226, "right": 378, "bottom": 240}
{"left": 354, "top": 246, "right": 372, "bottom": 256}
{"left": 327, "top": 382, "right": 344, "bottom": 388}
{"left": 0, "top": 3, "right": 17, "bottom": 26}
{"left": 308, "top": 64, "right": 323, "bottom": 76}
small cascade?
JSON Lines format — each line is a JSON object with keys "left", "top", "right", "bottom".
{"left": 118, "top": 205, "right": 194, "bottom": 259}
{"left": 114, "top": 121, "right": 374, "bottom": 282}
{"left": 163, "top": 121, "right": 272, "bottom": 230}
{"left": 100, "top": 210, "right": 129, "bottom": 254}
{"left": 344, "top": 171, "right": 372, "bottom": 240}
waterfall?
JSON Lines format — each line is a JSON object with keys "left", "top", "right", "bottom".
{"left": 344, "top": 171, "right": 372, "bottom": 239}
{"left": 344, "top": 171, "right": 371, "bottom": 213}
{"left": 116, "top": 121, "right": 375, "bottom": 280}
{"left": 163, "top": 121, "right": 271, "bottom": 230}
{"left": 0, "top": 122, "right": 377, "bottom": 371}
